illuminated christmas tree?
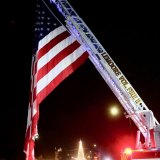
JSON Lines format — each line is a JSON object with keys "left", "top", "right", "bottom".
{"left": 77, "top": 140, "right": 86, "bottom": 160}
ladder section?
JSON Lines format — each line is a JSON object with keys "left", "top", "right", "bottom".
{"left": 50, "top": 0, "right": 159, "bottom": 139}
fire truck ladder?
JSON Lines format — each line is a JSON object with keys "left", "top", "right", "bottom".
{"left": 50, "top": 0, "right": 160, "bottom": 148}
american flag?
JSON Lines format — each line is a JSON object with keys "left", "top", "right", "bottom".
{"left": 24, "top": 0, "right": 89, "bottom": 159}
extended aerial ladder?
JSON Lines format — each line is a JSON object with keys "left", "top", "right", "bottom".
{"left": 50, "top": 0, "right": 160, "bottom": 157}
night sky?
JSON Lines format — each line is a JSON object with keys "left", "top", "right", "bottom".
{"left": 2, "top": 0, "right": 160, "bottom": 159}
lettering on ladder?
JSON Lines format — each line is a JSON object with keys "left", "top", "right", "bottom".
{"left": 101, "top": 52, "right": 141, "bottom": 105}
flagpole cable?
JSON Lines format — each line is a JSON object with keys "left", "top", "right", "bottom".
{"left": 41, "top": 0, "right": 68, "bottom": 29}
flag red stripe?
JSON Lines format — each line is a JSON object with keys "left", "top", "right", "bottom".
{"left": 31, "top": 106, "right": 39, "bottom": 137}
{"left": 24, "top": 125, "right": 31, "bottom": 153}
{"left": 37, "top": 41, "right": 80, "bottom": 81}
{"left": 28, "top": 139, "right": 35, "bottom": 160}
{"left": 37, "top": 51, "right": 88, "bottom": 104}
{"left": 37, "top": 31, "right": 70, "bottom": 59}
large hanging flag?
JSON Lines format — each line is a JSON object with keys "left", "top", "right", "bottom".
{"left": 23, "top": 0, "right": 89, "bottom": 159}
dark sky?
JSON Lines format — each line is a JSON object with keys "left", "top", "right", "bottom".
{"left": 2, "top": 0, "right": 160, "bottom": 159}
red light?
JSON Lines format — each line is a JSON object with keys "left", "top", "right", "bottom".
{"left": 124, "top": 148, "right": 132, "bottom": 155}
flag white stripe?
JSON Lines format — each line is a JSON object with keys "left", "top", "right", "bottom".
{"left": 36, "top": 45, "right": 85, "bottom": 94}
{"left": 32, "top": 100, "right": 37, "bottom": 117}
{"left": 38, "top": 26, "right": 67, "bottom": 50}
{"left": 37, "top": 35, "right": 77, "bottom": 70}
{"left": 27, "top": 107, "right": 31, "bottom": 128}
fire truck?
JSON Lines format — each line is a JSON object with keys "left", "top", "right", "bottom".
{"left": 50, "top": 0, "right": 160, "bottom": 159}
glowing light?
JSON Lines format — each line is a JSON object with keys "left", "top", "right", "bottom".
{"left": 110, "top": 106, "right": 119, "bottom": 116}
{"left": 103, "top": 156, "right": 112, "bottom": 160}
{"left": 93, "top": 144, "right": 96, "bottom": 147}
{"left": 124, "top": 148, "right": 132, "bottom": 155}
